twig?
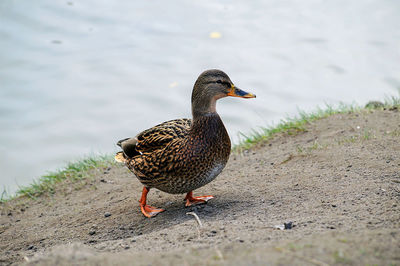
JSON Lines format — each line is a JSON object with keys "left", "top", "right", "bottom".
{"left": 186, "top": 212, "right": 203, "bottom": 228}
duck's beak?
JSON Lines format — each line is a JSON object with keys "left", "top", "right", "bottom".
{"left": 227, "top": 84, "right": 256, "bottom": 98}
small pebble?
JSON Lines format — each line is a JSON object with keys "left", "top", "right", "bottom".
{"left": 284, "top": 222, "right": 293, "bottom": 229}
{"left": 104, "top": 212, "right": 111, "bottom": 217}
{"left": 89, "top": 230, "right": 96, "bottom": 235}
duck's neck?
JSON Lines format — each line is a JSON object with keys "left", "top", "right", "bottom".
{"left": 191, "top": 94, "right": 224, "bottom": 119}
{"left": 191, "top": 112, "right": 220, "bottom": 127}
{"left": 190, "top": 113, "right": 229, "bottom": 141}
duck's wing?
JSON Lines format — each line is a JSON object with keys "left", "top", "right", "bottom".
{"left": 118, "top": 118, "right": 191, "bottom": 156}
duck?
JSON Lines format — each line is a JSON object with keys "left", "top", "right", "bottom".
{"left": 115, "top": 69, "right": 256, "bottom": 218}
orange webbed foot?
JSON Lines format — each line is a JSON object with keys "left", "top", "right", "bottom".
{"left": 140, "top": 204, "right": 165, "bottom": 218}
{"left": 139, "top": 187, "right": 164, "bottom": 218}
{"left": 185, "top": 191, "right": 214, "bottom": 207}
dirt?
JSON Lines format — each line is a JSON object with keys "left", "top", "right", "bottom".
{"left": 1, "top": 109, "right": 399, "bottom": 265}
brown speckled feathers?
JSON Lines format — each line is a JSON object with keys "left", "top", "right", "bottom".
{"left": 135, "top": 119, "right": 192, "bottom": 153}
{"left": 117, "top": 114, "right": 231, "bottom": 194}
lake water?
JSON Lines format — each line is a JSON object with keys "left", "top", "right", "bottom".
{"left": 1, "top": 0, "right": 399, "bottom": 195}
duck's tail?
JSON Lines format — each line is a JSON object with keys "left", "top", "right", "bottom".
{"left": 117, "top": 137, "right": 130, "bottom": 148}
{"left": 115, "top": 151, "right": 126, "bottom": 163}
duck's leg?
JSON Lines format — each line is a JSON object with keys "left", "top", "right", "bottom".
{"left": 185, "top": 191, "right": 214, "bottom": 207}
{"left": 139, "top": 187, "right": 164, "bottom": 218}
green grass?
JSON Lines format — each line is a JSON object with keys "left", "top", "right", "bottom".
{"left": 233, "top": 94, "right": 399, "bottom": 153}
{"left": 233, "top": 103, "right": 359, "bottom": 153}
{"left": 1, "top": 154, "right": 115, "bottom": 203}
{"left": 384, "top": 93, "right": 400, "bottom": 107}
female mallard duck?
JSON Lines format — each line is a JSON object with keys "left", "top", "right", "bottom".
{"left": 115, "top": 69, "right": 256, "bottom": 218}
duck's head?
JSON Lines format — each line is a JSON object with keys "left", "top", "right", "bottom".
{"left": 191, "top": 69, "right": 256, "bottom": 118}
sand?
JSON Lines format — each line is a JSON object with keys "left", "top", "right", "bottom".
{"left": 1, "top": 108, "right": 399, "bottom": 265}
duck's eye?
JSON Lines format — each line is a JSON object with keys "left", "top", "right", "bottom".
{"left": 216, "top": 80, "right": 222, "bottom": 84}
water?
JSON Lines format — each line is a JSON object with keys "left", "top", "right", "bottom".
{"left": 1, "top": 0, "right": 399, "bottom": 194}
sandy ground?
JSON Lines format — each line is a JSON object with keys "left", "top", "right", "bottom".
{"left": 1, "top": 108, "right": 399, "bottom": 265}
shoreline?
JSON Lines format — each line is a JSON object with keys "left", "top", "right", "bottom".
{"left": 2, "top": 99, "right": 398, "bottom": 203}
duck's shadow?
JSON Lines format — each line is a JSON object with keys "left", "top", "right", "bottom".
{"left": 109, "top": 194, "right": 246, "bottom": 241}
